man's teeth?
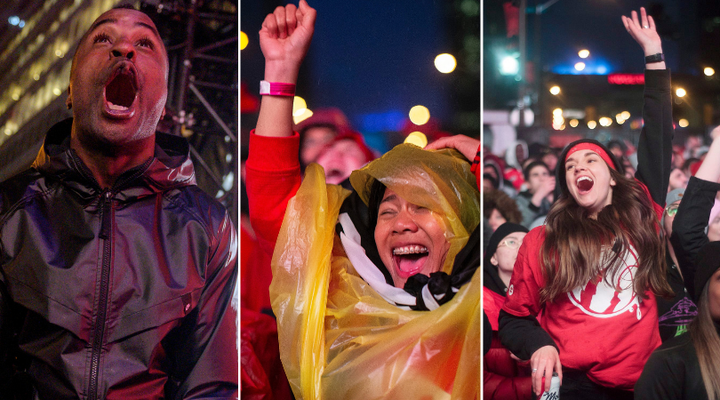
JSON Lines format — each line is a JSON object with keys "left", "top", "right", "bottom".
{"left": 108, "top": 103, "right": 129, "bottom": 111}
{"left": 393, "top": 245, "right": 428, "bottom": 255}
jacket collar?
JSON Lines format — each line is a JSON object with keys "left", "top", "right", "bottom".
{"left": 32, "top": 118, "right": 196, "bottom": 196}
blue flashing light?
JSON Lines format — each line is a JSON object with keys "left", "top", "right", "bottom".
{"left": 19, "top": 20, "right": 25, "bottom": 28}
{"left": 8, "top": 16, "right": 20, "bottom": 26}
{"left": 551, "top": 60, "right": 612, "bottom": 75}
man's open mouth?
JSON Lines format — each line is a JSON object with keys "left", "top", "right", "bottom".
{"left": 576, "top": 176, "right": 594, "bottom": 192}
{"left": 393, "top": 245, "right": 429, "bottom": 278}
{"left": 103, "top": 66, "right": 137, "bottom": 117}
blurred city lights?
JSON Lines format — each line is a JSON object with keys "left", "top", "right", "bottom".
{"left": 52, "top": 88, "right": 62, "bottom": 96}
{"left": 500, "top": 55, "right": 520, "bottom": 75}
{"left": 405, "top": 131, "right": 428, "bottom": 148}
{"left": 616, "top": 113, "right": 626, "bottom": 125}
{"left": 679, "top": 118, "right": 689, "bottom": 128}
{"left": 621, "top": 111, "right": 631, "bottom": 120}
{"left": 8, "top": 16, "right": 20, "bottom": 25}
{"left": 409, "top": 105, "right": 431, "bottom": 125}
{"left": 549, "top": 86, "right": 561, "bottom": 95}
{"left": 587, "top": 120, "right": 597, "bottom": 129}
{"left": 705, "top": 67, "right": 715, "bottom": 77}
{"left": 293, "top": 108, "right": 313, "bottom": 125}
{"left": 434, "top": 53, "right": 457, "bottom": 74}
{"left": 240, "top": 31, "right": 248, "bottom": 50}
{"left": 292, "top": 96, "right": 307, "bottom": 117}
{"left": 552, "top": 108, "right": 565, "bottom": 130}
{"left": 11, "top": 93, "right": 19, "bottom": 101}
{"left": 676, "top": 88, "right": 687, "bottom": 98}
{"left": 569, "top": 119, "right": 579, "bottom": 127}
{"left": 55, "top": 49, "right": 64, "bottom": 58}
{"left": 578, "top": 49, "right": 590, "bottom": 59}
{"left": 574, "top": 62, "right": 586, "bottom": 71}
{"left": 599, "top": 117, "right": 612, "bottom": 127}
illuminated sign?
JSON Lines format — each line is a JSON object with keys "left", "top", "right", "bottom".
{"left": 608, "top": 73, "right": 645, "bottom": 85}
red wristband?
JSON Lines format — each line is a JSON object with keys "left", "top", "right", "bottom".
{"left": 259, "top": 80, "right": 296, "bottom": 97}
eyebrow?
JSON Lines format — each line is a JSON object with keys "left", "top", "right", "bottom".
{"left": 566, "top": 151, "right": 598, "bottom": 164}
{"left": 379, "top": 194, "right": 398, "bottom": 205}
{"left": 88, "top": 17, "right": 162, "bottom": 41}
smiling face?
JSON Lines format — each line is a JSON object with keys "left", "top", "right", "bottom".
{"left": 68, "top": 8, "right": 168, "bottom": 150}
{"left": 564, "top": 149, "right": 616, "bottom": 217}
{"left": 374, "top": 188, "right": 451, "bottom": 288}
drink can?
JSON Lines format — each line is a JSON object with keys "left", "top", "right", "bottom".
{"left": 539, "top": 373, "right": 560, "bottom": 400}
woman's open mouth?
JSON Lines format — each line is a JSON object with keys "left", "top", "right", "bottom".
{"left": 576, "top": 176, "right": 594, "bottom": 193}
{"left": 392, "top": 245, "right": 429, "bottom": 278}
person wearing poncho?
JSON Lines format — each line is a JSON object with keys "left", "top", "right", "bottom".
{"left": 246, "top": 2, "right": 480, "bottom": 398}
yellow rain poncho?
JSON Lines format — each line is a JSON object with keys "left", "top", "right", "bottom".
{"left": 270, "top": 144, "right": 480, "bottom": 400}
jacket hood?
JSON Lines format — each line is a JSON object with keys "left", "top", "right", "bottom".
{"left": 32, "top": 118, "right": 196, "bottom": 197}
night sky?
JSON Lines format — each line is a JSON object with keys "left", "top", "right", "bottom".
{"left": 241, "top": 0, "right": 467, "bottom": 153}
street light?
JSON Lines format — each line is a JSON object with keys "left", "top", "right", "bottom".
{"left": 578, "top": 49, "right": 590, "bottom": 59}
{"left": 676, "top": 88, "right": 687, "bottom": 98}
{"left": 574, "top": 62, "right": 586, "bottom": 71}
{"left": 434, "top": 53, "right": 457, "bottom": 74}
{"left": 500, "top": 55, "right": 520, "bottom": 76}
{"left": 549, "top": 85, "right": 561, "bottom": 95}
{"left": 705, "top": 67, "right": 715, "bottom": 77}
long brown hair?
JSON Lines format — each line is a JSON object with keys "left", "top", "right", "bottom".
{"left": 690, "top": 280, "right": 720, "bottom": 400}
{"left": 540, "top": 167, "right": 672, "bottom": 303}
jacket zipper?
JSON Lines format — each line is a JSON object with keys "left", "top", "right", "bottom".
{"left": 88, "top": 189, "right": 113, "bottom": 400}
{"left": 69, "top": 153, "right": 152, "bottom": 399}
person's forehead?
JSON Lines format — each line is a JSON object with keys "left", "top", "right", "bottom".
{"left": 566, "top": 149, "right": 599, "bottom": 162}
{"left": 529, "top": 165, "right": 548, "bottom": 175}
{"left": 502, "top": 232, "right": 525, "bottom": 241}
{"left": 88, "top": 9, "right": 160, "bottom": 39}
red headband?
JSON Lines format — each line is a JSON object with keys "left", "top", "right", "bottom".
{"left": 565, "top": 143, "right": 616, "bottom": 170}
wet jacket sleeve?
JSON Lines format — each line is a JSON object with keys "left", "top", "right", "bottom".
{"left": 0, "top": 196, "right": 15, "bottom": 390}
{"left": 670, "top": 176, "right": 720, "bottom": 299}
{"left": 245, "top": 131, "right": 302, "bottom": 256}
{"left": 165, "top": 211, "right": 239, "bottom": 399}
{"left": 635, "top": 69, "right": 673, "bottom": 209}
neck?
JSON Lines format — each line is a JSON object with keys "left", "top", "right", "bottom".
{"left": 666, "top": 239, "right": 682, "bottom": 278}
{"left": 498, "top": 269, "right": 512, "bottom": 288}
{"left": 70, "top": 132, "right": 155, "bottom": 189}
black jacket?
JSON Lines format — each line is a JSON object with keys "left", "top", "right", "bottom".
{"left": 671, "top": 176, "right": 720, "bottom": 301}
{"left": 0, "top": 119, "right": 238, "bottom": 399}
{"left": 634, "top": 330, "right": 709, "bottom": 400}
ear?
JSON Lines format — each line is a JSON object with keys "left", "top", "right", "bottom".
{"left": 65, "top": 85, "right": 72, "bottom": 110}
{"left": 610, "top": 176, "right": 616, "bottom": 186}
{"left": 490, "top": 254, "right": 499, "bottom": 266}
